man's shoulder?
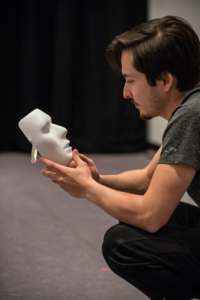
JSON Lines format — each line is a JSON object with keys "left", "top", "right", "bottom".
{"left": 179, "top": 87, "right": 200, "bottom": 113}
{"left": 160, "top": 88, "right": 200, "bottom": 162}
{"left": 169, "top": 89, "right": 200, "bottom": 125}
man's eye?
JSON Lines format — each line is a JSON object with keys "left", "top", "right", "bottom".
{"left": 42, "top": 126, "right": 50, "bottom": 134}
{"left": 127, "top": 80, "right": 134, "bottom": 84}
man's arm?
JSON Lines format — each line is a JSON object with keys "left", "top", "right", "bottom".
{"left": 40, "top": 148, "right": 196, "bottom": 233}
{"left": 98, "top": 146, "right": 163, "bottom": 194}
{"left": 85, "top": 162, "right": 196, "bottom": 233}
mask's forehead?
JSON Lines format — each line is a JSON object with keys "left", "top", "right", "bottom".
{"left": 19, "top": 109, "right": 51, "bottom": 139}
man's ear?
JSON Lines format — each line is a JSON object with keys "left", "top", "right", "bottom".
{"left": 161, "top": 71, "right": 174, "bottom": 91}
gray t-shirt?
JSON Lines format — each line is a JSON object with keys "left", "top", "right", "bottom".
{"left": 158, "top": 87, "right": 200, "bottom": 207}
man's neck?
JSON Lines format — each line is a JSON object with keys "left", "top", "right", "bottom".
{"left": 161, "top": 84, "right": 200, "bottom": 121}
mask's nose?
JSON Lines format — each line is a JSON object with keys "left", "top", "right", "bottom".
{"left": 51, "top": 124, "right": 68, "bottom": 138}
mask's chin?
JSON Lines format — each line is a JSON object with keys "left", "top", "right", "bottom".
{"left": 49, "top": 147, "right": 72, "bottom": 166}
{"left": 37, "top": 143, "right": 73, "bottom": 166}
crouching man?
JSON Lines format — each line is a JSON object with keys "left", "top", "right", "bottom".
{"left": 41, "top": 16, "right": 200, "bottom": 300}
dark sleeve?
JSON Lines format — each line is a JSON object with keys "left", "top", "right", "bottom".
{"left": 158, "top": 107, "right": 200, "bottom": 171}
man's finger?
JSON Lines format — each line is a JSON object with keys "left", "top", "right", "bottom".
{"left": 79, "top": 153, "right": 94, "bottom": 166}
{"left": 68, "top": 161, "right": 77, "bottom": 168}
{"left": 40, "top": 158, "right": 66, "bottom": 175}
{"left": 41, "top": 168, "right": 62, "bottom": 181}
{"left": 46, "top": 166, "right": 58, "bottom": 173}
{"left": 72, "top": 149, "right": 85, "bottom": 166}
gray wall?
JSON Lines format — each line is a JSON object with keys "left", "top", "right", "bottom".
{"left": 147, "top": 0, "right": 200, "bottom": 146}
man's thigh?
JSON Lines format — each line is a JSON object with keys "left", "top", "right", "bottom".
{"left": 102, "top": 202, "right": 200, "bottom": 298}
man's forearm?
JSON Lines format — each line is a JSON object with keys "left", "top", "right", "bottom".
{"left": 98, "top": 169, "right": 150, "bottom": 195}
{"left": 85, "top": 180, "right": 149, "bottom": 231}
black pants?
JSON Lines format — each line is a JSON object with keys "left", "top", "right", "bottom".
{"left": 102, "top": 202, "right": 200, "bottom": 300}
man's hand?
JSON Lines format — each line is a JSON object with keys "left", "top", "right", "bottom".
{"left": 68, "top": 153, "right": 100, "bottom": 182}
{"left": 40, "top": 149, "right": 94, "bottom": 198}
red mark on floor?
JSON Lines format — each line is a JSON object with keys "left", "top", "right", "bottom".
{"left": 100, "top": 267, "right": 111, "bottom": 271}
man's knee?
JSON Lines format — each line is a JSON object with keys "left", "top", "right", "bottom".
{"left": 102, "top": 222, "right": 143, "bottom": 264}
{"left": 102, "top": 224, "right": 120, "bottom": 262}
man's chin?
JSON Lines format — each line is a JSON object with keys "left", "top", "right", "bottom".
{"left": 140, "top": 113, "right": 153, "bottom": 121}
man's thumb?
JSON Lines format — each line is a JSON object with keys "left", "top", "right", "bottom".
{"left": 72, "top": 149, "right": 81, "bottom": 165}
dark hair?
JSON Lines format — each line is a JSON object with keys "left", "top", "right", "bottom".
{"left": 105, "top": 16, "right": 200, "bottom": 91}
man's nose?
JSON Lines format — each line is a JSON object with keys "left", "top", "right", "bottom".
{"left": 123, "top": 83, "right": 132, "bottom": 99}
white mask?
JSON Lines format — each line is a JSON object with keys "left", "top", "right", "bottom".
{"left": 19, "top": 108, "right": 72, "bottom": 166}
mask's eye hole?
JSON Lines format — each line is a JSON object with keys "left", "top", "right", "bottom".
{"left": 42, "top": 123, "right": 50, "bottom": 134}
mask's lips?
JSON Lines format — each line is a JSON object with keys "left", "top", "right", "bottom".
{"left": 64, "top": 141, "right": 70, "bottom": 149}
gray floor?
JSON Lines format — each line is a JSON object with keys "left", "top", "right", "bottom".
{"left": 0, "top": 151, "right": 197, "bottom": 300}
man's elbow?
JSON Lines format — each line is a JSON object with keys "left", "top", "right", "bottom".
{"left": 145, "top": 224, "right": 162, "bottom": 233}
{"left": 143, "top": 214, "right": 169, "bottom": 233}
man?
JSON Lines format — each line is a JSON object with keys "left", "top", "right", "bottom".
{"left": 40, "top": 16, "right": 200, "bottom": 300}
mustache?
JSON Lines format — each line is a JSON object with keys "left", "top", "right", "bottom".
{"left": 131, "top": 99, "right": 138, "bottom": 106}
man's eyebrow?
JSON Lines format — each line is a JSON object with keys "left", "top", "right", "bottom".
{"left": 122, "top": 74, "right": 135, "bottom": 78}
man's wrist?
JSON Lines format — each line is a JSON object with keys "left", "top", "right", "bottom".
{"left": 97, "top": 174, "right": 104, "bottom": 185}
{"left": 85, "top": 179, "right": 100, "bottom": 202}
